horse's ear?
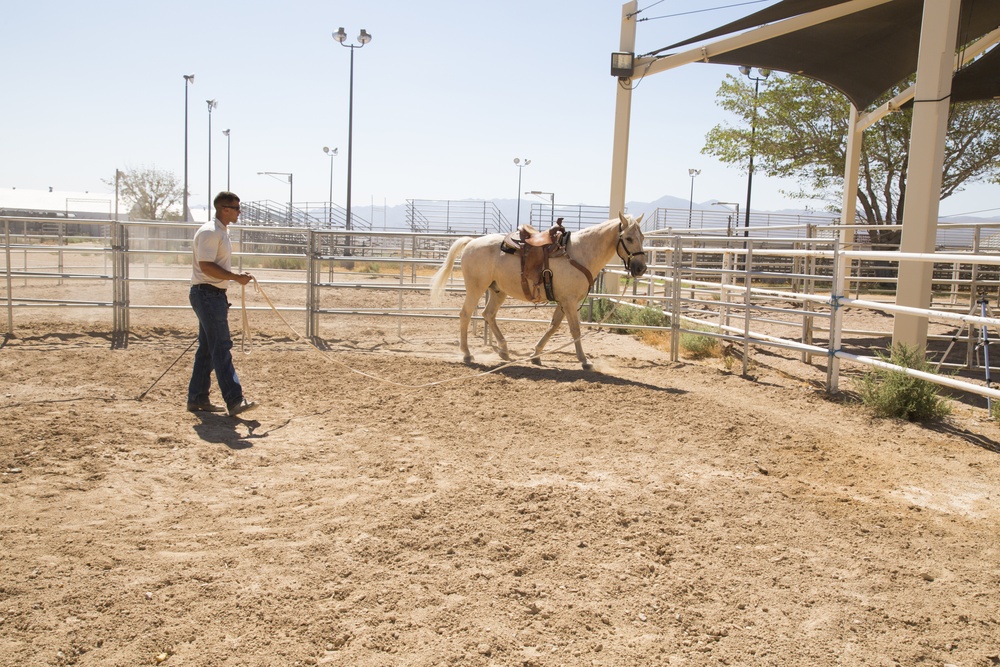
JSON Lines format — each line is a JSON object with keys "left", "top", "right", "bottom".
{"left": 618, "top": 211, "right": 627, "bottom": 225}
{"left": 635, "top": 213, "right": 644, "bottom": 226}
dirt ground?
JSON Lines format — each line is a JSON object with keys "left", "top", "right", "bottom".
{"left": 2, "top": 276, "right": 1000, "bottom": 667}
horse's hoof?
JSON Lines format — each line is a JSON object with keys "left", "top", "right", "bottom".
{"left": 531, "top": 357, "right": 542, "bottom": 366}
{"left": 463, "top": 355, "right": 475, "bottom": 364}
{"left": 582, "top": 362, "right": 594, "bottom": 371}
{"left": 498, "top": 352, "right": 512, "bottom": 362}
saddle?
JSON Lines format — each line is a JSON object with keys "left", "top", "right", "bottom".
{"left": 500, "top": 218, "right": 593, "bottom": 302}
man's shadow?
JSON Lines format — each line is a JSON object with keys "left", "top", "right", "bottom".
{"left": 191, "top": 413, "right": 265, "bottom": 450}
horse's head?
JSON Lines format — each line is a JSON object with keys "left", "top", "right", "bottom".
{"left": 617, "top": 212, "right": 647, "bottom": 277}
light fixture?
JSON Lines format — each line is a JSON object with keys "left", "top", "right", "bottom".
{"left": 611, "top": 51, "right": 634, "bottom": 79}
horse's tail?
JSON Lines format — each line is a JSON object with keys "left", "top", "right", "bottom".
{"left": 430, "top": 237, "right": 474, "bottom": 305}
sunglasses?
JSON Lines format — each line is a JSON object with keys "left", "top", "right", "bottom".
{"left": 221, "top": 205, "right": 241, "bottom": 212}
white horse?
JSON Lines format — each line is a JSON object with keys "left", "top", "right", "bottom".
{"left": 430, "top": 212, "right": 646, "bottom": 370}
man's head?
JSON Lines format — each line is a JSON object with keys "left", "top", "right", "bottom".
{"left": 213, "top": 191, "right": 241, "bottom": 226}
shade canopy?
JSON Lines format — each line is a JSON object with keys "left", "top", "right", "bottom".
{"left": 650, "top": 0, "right": 1000, "bottom": 109}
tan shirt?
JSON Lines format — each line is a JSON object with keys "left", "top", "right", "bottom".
{"left": 191, "top": 218, "right": 232, "bottom": 288}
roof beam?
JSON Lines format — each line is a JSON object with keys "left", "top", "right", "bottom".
{"left": 632, "top": 0, "right": 892, "bottom": 79}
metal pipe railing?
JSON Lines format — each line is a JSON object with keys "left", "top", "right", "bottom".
{"left": 7, "top": 215, "right": 1000, "bottom": 411}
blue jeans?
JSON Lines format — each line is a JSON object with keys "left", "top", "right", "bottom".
{"left": 188, "top": 286, "right": 243, "bottom": 408}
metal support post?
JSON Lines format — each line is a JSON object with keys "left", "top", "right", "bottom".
{"left": 826, "top": 238, "right": 844, "bottom": 393}
{"left": 670, "top": 237, "right": 681, "bottom": 363}
{"left": 306, "top": 231, "right": 316, "bottom": 341}
{"left": 4, "top": 219, "right": 12, "bottom": 339}
{"left": 977, "top": 296, "right": 993, "bottom": 412}
{"left": 742, "top": 244, "right": 753, "bottom": 376}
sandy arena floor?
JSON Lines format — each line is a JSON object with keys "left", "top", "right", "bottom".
{"left": 2, "top": 277, "right": 1000, "bottom": 667}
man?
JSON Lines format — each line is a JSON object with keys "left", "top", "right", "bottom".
{"left": 187, "top": 191, "right": 258, "bottom": 417}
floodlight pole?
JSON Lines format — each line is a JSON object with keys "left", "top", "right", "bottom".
{"left": 182, "top": 74, "right": 195, "bottom": 222}
{"left": 334, "top": 27, "right": 372, "bottom": 254}
{"left": 687, "top": 169, "right": 701, "bottom": 228}
{"left": 206, "top": 99, "right": 217, "bottom": 213}
{"left": 741, "top": 66, "right": 770, "bottom": 237}
{"left": 324, "top": 146, "right": 338, "bottom": 226}
{"left": 222, "top": 129, "right": 231, "bottom": 191}
{"left": 514, "top": 158, "right": 531, "bottom": 227}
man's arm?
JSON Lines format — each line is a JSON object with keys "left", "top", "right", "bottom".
{"left": 199, "top": 261, "right": 253, "bottom": 286}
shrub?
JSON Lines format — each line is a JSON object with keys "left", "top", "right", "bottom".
{"left": 267, "top": 257, "right": 307, "bottom": 271}
{"left": 856, "top": 343, "right": 951, "bottom": 422}
{"left": 590, "top": 301, "right": 669, "bottom": 335}
{"left": 680, "top": 329, "right": 721, "bottom": 359}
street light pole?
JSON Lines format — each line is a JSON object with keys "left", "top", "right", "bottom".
{"left": 527, "top": 190, "right": 555, "bottom": 226}
{"left": 334, "top": 26, "right": 372, "bottom": 251}
{"left": 257, "top": 172, "right": 293, "bottom": 223}
{"left": 712, "top": 201, "right": 740, "bottom": 236}
{"left": 687, "top": 168, "right": 701, "bottom": 228}
{"left": 739, "top": 66, "right": 770, "bottom": 237}
{"left": 323, "top": 146, "right": 338, "bottom": 226}
{"left": 206, "top": 99, "right": 217, "bottom": 214}
{"left": 513, "top": 158, "right": 531, "bottom": 228}
{"left": 182, "top": 74, "right": 194, "bottom": 222}
{"left": 222, "top": 129, "right": 231, "bottom": 191}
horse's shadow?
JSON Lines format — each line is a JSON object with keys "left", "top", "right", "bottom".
{"left": 191, "top": 413, "right": 266, "bottom": 450}
{"left": 471, "top": 361, "right": 686, "bottom": 394}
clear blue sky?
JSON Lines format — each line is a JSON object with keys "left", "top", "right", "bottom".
{"left": 2, "top": 0, "right": 997, "bottom": 219}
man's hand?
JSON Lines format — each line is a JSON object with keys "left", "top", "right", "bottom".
{"left": 234, "top": 272, "right": 254, "bottom": 286}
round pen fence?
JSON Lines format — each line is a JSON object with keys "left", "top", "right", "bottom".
{"left": 5, "top": 214, "right": 1000, "bottom": 408}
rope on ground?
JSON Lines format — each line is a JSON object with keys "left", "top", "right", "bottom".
{"left": 239, "top": 277, "right": 634, "bottom": 390}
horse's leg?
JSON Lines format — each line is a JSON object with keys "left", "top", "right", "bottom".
{"left": 563, "top": 304, "right": 593, "bottom": 370}
{"left": 482, "top": 285, "right": 511, "bottom": 361}
{"left": 458, "top": 290, "right": 482, "bottom": 364}
{"left": 531, "top": 304, "right": 565, "bottom": 366}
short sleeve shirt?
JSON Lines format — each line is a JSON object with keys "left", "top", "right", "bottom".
{"left": 191, "top": 218, "right": 232, "bottom": 287}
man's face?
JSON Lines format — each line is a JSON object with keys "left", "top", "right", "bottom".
{"left": 217, "top": 201, "right": 241, "bottom": 225}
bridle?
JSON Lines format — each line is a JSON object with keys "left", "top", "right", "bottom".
{"left": 616, "top": 221, "right": 646, "bottom": 273}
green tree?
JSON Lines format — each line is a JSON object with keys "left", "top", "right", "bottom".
{"left": 702, "top": 73, "right": 1000, "bottom": 244}
{"left": 103, "top": 166, "right": 183, "bottom": 220}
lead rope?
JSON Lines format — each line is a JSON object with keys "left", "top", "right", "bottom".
{"left": 238, "top": 276, "right": 633, "bottom": 390}
{"left": 240, "top": 280, "right": 253, "bottom": 355}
